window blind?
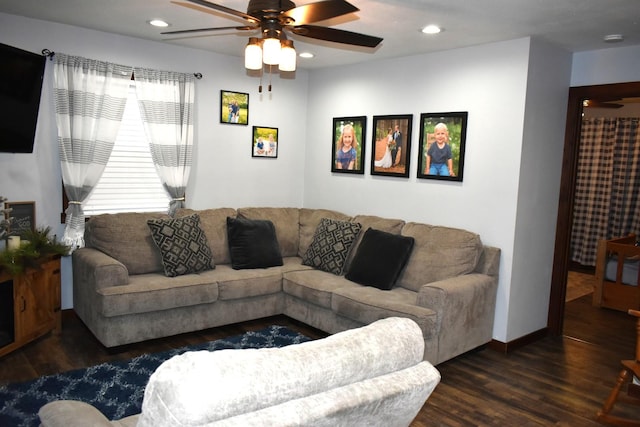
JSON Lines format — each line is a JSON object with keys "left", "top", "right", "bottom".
{"left": 83, "top": 83, "right": 171, "bottom": 215}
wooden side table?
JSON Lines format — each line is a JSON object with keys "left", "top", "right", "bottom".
{"left": 0, "top": 256, "right": 61, "bottom": 358}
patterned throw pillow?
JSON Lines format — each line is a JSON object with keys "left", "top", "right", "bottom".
{"left": 147, "top": 214, "right": 214, "bottom": 277}
{"left": 302, "top": 218, "right": 362, "bottom": 275}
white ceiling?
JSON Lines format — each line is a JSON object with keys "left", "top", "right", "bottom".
{"left": 1, "top": 0, "right": 639, "bottom": 70}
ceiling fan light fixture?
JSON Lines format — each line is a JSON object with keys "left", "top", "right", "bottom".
{"left": 279, "top": 39, "right": 296, "bottom": 71}
{"left": 148, "top": 19, "right": 170, "bottom": 28}
{"left": 603, "top": 34, "right": 624, "bottom": 43}
{"left": 262, "top": 37, "right": 281, "bottom": 65}
{"left": 245, "top": 37, "right": 263, "bottom": 70}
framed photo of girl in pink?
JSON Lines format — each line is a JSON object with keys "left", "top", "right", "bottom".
{"left": 332, "top": 116, "right": 366, "bottom": 174}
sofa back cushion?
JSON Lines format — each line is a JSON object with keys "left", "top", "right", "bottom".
{"left": 237, "top": 207, "right": 299, "bottom": 257}
{"left": 298, "top": 208, "right": 350, "bottom": 257}
{"left": 398, "top": 223, "right": 483, "bottom": 291}
{"left": 176, "top": 208, "right": 236, "bottom": 265}
{"left": 85, "top": 212, "right": 170, "bottom": 275}
{"left": 137, "top": 317, "right": 426, "bottom": 427}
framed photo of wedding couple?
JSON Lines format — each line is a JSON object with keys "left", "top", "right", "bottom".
{"left": 417, "top": 112, "right": 468, "bottom": 182}
{"left": 220, "top": 90, "right": 249, "bottom": 125}
{"left": 331, "top": 116, "right": 366, "bottom": 174}
{"left": 370, "top": 114, "right": 412, "bottom": 178}
{"left": 252, "top": 126, "right": 278, "bottom": 158}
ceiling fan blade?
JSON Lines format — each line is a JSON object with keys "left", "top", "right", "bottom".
{"left": 291, "top": 25, "right": 382, "bottom": 48}
{"left": 184, "top": 0, "right": 260, "bottom": 23}
{"left": 162, "top": 25, "right": 257, "bottom": 35}
{"left": 283, "top": 0, "right": 359, "bottom": 25}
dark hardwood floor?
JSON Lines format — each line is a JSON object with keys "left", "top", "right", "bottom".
{"left": 0, "top": 293, "right": 638, "bottom": 426}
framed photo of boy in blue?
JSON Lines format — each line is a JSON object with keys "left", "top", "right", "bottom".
{"left": 417, "top": 112, "right": 468, "bottom": 182}
{"left": 332, "top": 116, "right": 366, "bottom": 174}
{"left": 220, "top": 90, "right": 249, "bottom": 125}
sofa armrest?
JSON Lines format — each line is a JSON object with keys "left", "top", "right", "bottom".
{"left": 38, "top": 401, "right": 114, "bottom": 427}
{"left": 416, "top": 273, "right": 498, "bottom": 364}
{"left": 73, "top": 247, "right": 129, "bottom": 290}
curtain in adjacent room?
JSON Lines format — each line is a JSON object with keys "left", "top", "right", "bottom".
{"left": 53, "top": 54, "right": 132, "bottom": 250}
{"left": 570, "top": 117, "right": 640, "bottom": 266}
{"left": 133, "top": 69, "right": 195, "bottom": 215}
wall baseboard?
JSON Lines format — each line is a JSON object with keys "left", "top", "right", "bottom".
{"left": 488, "top": 327, "right": 548, "bottom": 353}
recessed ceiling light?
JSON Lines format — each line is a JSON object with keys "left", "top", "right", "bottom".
{"left": 148, "top": 19, "right": 170, "bottom": 28}
{"left": 299, "top": 52, "right": 314, "bottom": 59}
{"left": 421, "top": 25, "right": 442, "bottom": 35}
{"left": 603, "top": 34, "right": 624, "bottom": 43}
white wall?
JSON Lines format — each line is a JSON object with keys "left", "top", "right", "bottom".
{"left": 304, "top": 37, "right": 572, "bottom": 342}
{"left": 0, "top": 13, "right": 309, "bottom": 309}
{"left": 571, "top": 44, "right": 640, "bottom": 86}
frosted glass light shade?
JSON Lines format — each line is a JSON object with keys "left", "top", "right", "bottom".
{"left": 262, "top": 38, "right": 281, "bottom": 65}
{"left": 245, "top": 38, "right": 262, "bottom": 70}
{"left": 279, "top": 40, "right": 296, "bottom": 71}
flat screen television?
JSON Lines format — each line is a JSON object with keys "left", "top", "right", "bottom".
{"left": 0, "top": 43, "right": 46, "bottom": 153}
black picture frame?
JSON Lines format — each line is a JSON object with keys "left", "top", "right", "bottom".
{"left": 5, "top": 201, "right": 36, "bottom": 237}
{"left": 417, "top": 112, "right": 468, "bottom": 181}
{"left": 331, "top": 116, "right": 366, "bottom": 174}
{"left": 220, "top": 90, "right": 249, "bottom": 125}
{"left": 370, "top": 114, "right": 412, "bottom": 178}
{"left": 252, "top": 126, "right": 279, "bottom": 158}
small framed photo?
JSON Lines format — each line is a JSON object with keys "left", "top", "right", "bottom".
{"left": 417, "top": 112, "right": 468, "bottom": 181}
{"left": 370, "top": 114, "right": 412, "bottom": 178}
{"left": 4, "top": 201, "right": 36, "bottom": 237}
{"left": 252, "top": 126, "right": 278, "bottom": 158}
{"left": 220, "top": 90, "right": 249, "bottom": 125}
{"left": 332, "top": 116, "right": 366, "bottom": 174}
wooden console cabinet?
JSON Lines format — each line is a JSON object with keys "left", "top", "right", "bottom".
{"left": 0, "top": 256, "right": 61, "bottom": 358}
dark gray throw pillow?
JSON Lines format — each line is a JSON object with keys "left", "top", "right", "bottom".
{"left": 346, "top": 227, "right": 415, "bottom": 290}
{"left": 147, "top": 214, "right": 215, "bottom": 277}
{"left": 227, "top": 217, "right": 283, "bottom": 269}
{"left": 302, "top": 218, "right": 362, "bottom": 275}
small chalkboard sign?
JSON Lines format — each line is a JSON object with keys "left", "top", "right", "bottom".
{"left": 5, "top": 201, "right": 36, "bottom": 237}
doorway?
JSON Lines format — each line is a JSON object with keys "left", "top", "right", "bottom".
{"left": 548, "top": 81, "right": 640, "bottom": 335}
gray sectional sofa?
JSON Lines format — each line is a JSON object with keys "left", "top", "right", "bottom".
{"left": 72, "top": 207, "right": 500, "bottom": 364}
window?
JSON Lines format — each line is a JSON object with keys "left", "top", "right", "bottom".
{"left": 82, "top": 83, "right": 170, "bottom": 215}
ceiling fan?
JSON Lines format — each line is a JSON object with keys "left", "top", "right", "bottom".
{"left": 162, "top": 0, "right": 383, "bottom": 48}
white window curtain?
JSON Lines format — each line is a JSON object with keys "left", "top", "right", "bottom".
{"left": 133, "top": 68, "right": 195, "bottom": 215}
{"left": 53, "top": 54, "right": 132, "bottom": 250}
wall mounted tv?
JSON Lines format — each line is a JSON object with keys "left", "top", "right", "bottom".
{"left": 0, "top": 43, "right": 46, "bottom": 153}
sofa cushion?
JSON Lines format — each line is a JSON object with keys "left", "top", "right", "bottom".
{"left": 176, "top": 207, "right": 236, "bottom": 265}
{"left": 227, "top": 217, "right": 284, "bottom": 269}
{"left": 398, "top": 223, "right": 483, "bottom": 291}
{"left": 302, "top": 218, "right": 362, "bottom": 275}
{"left": 346, "top": 228, "right": 415, "bottom": 290}
{"left": 331, "top": 287, "right": 438, "bottom": 340}
{"left": 283, "top": 269, "right": 361, "bottom": 308}
{"left": 147, "top": 214, "right": 215, "bottom": 277}
{"left": 345, "top": 215, "right": 406, "bottom": 271}
{"left": 85, "top": 212, "right": 170, "bottom": 275}
{"left": 298, "top": 208, "right": 351, "bottom": 257}
{"left": 237, "top": 207, "right": 300, "bottom": 257}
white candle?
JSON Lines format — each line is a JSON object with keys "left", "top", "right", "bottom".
{"left": 7, "top": 236, "right": 20, "bottom": 250}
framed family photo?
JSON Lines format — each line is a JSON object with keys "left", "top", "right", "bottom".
{"left": 417, "top": 112, "right": 468, "bottom": 181}
{"left": 220, "top": 90, "right": 249, "bottom": 125}
{"left": 252, "top": 126, "right": 278, "bottom": 158}
{"left": 370, "top": 114, "right": 412, "bottom": 178}
{"left": 331, "top": 116, "right": 366, "bottom": 174}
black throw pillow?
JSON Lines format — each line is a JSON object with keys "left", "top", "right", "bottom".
{"left": 346, "top": 227, "right": 415, "bottom": 290}
{"left": 226, "top": 217, "right": 283, "bottom": 269}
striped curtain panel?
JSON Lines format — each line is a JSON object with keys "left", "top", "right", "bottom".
{"left": 570, "top": 117, "right": 640, "bottom": 266}
{"left": 133, "top": 69, "right": 195, "bottom": 215}
{"left": 53, "top": 54, "right": 132, "bottom": 249}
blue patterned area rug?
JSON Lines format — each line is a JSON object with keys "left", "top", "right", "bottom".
{"left": 0, "top": 325, "right": 309, "bottom": 427}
